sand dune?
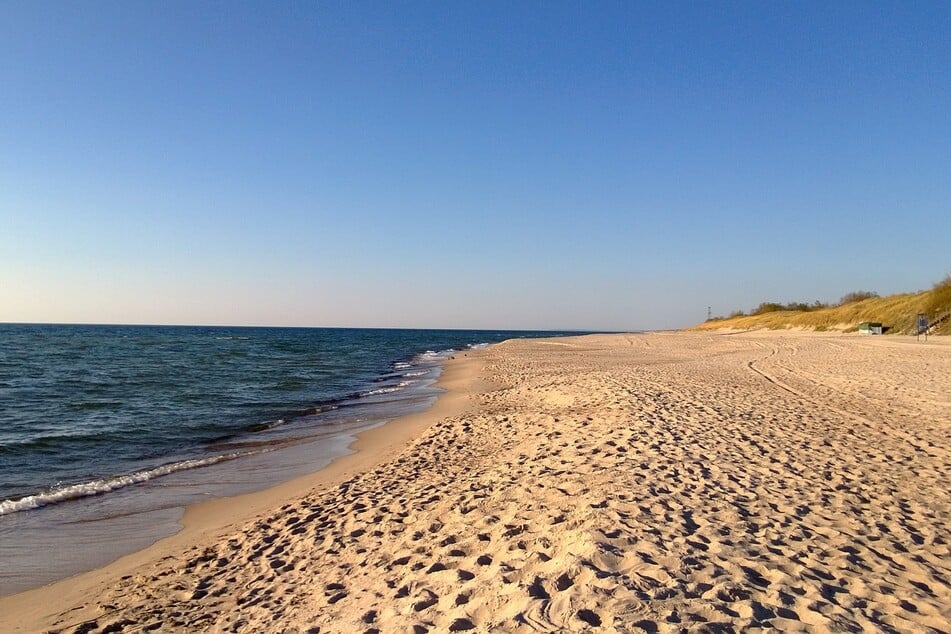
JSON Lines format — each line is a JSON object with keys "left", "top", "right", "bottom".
{"left": 2, "top": 332, "right": 949, "bottom": 632}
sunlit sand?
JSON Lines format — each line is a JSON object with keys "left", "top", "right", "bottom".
{"left": 2, "top": 332, "right": 949, "bottom": 632}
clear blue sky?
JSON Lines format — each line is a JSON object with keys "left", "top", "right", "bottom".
{"left": 2, "top": 1, "right": 949, "bottom": 330}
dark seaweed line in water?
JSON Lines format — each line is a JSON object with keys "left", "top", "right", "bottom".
{"left": 0, "top": 354, "right": 446, "bottom": 516}
{"left": 0, "top": 328, "right": 584, "bottom": 523}
{"left": 0, "top": 388, "right": 404, "bottom": 515}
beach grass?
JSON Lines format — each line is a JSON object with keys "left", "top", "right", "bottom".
{"left": 695, "top": 275, "right": 951, "bottom": 335}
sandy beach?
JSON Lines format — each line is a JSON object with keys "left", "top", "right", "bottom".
{"left": 2, "top": 331, "right": 949, "bottom": 632}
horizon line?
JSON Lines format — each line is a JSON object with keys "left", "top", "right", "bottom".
{"left": 0, "top": 320, "right": 624, "bottom": 333}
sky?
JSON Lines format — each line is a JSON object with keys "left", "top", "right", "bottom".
{"left": 1, "top": 1, "right": 949, "bottom": 330}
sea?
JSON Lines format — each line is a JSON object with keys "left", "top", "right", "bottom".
{"left": 0, "top": 324, "right": 579, "bottom": 595}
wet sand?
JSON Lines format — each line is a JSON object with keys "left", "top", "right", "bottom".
{"left": 1, "top": 332, "right": 949, "bottom": 632}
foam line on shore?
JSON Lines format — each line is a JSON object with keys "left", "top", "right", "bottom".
{"left": 0, "top": 452, "right": 256, "bottom": 516}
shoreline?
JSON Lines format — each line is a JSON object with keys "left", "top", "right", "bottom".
{"left": 0, "top": 329, "right": 505, "bottom": 597}
{"left": 0, "top": 347, "right": 491, "bottom": 631}
{"left": 3, "top": 331, "right": 948, "bottom": 632}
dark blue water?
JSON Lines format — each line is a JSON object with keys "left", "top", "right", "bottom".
{"left": 0, "top": 324, "right": 579, "bottom": 594}
{"left": 0, "top": 325, "right": 578, "bottom": 513}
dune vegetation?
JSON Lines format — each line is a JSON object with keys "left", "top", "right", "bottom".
{"left": 694, "top": 273, "right": 951, "bottom": 335}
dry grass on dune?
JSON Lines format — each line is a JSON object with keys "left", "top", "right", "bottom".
{"left": 695, "top": 275, "right": 951, "bottom": 335}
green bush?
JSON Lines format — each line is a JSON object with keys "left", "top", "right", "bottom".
{"left": 783, "top": 302, "right": 813, "bottom": 312}
{"left": 751, "top": 301, "right": 827, "bottom": 314}
{"left": 752, "top": 302, "right": 785, "bottom": 315}
{"left": 839, "top": 290, "right": 879, "bottom": 305}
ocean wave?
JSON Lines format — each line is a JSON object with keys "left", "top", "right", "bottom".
{"left": 0, "top": 452, "right": 250, "bottom": 516}
{"left": 273, "top": 377, "right": 306, "bottom": 391}
{"left": 285, "top": 403, "right": 340, "bottom": 420}
{"left": 245, "top": 418, "right": 285, "bottom": 433}
{"left": 393, "top": 347, "right": 453, "bottom": 372}
{"left": 364, "top": 386, "right": 402, "bottom": 396}
{"left": 0, "top": 430, "right": 116, "bottom": 452}
{"left": 70, "top": 401, "right": 123, "bottom": 410}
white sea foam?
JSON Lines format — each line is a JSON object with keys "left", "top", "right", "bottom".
{"left": 365, "top": 386, "right": 402, "bottom": 396}
{"left": 403, "top": 370, "right": 428, "bottom": 377}
{"left": 0, "top": 452, "right": 250, "bottom": 516}
{"left": 393, "top": 362, "right": 412, "bottom": 370}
